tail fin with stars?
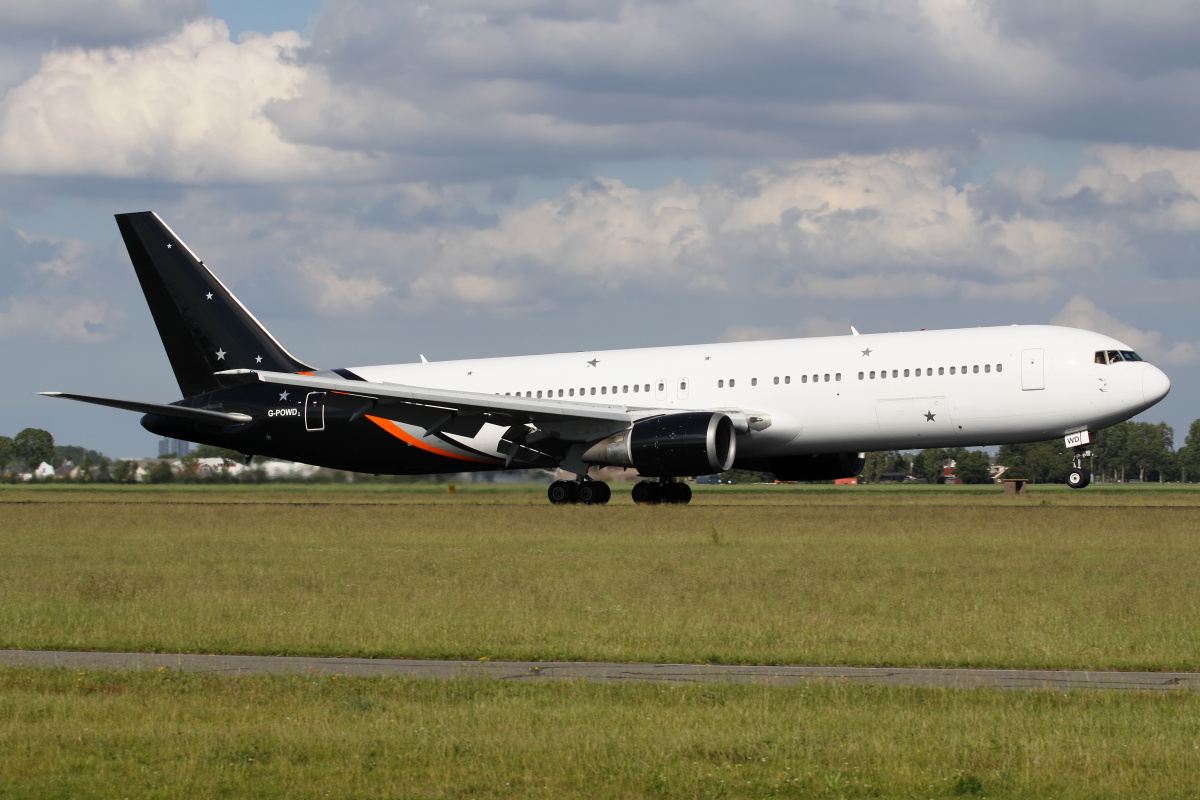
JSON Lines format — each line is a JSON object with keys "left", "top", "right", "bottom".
{"left": 115, "top": 212, "right": 314, "bottom": 398}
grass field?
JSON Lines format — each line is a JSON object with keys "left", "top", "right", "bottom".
{"left": 5, "top": 483, "right": 1200, "bottom": 798}
{"left": 3, "top": 667, "right": 1200, "bottom": 799}
{"left": 2, "top": 483, "right": 1200, "bottom": 670}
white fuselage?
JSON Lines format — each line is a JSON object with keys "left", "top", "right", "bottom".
{"left": 345, "top": 324, "right": 1170, "bottom": 459}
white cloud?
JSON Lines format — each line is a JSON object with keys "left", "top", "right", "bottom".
{"left": 1059, "top": 146, "right": 1200, "bottom": 232}
{"left": 0, "top": 19, "right": 376, "bottom": 183}
{"left": 1051, "top": 296, "right": 1199, "bottom": 365}
{"left": 0, "top": 295, "right": 122, "bottom": 343}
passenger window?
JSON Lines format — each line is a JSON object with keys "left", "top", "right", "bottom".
{"left": 812, "top": 374, "right": 818, "bottom": 383}
{"left": 645, "top": 384, "right": 650, "bottom": 392}
{"left": 774, "top": 376, "right": 779, "bottom": 385}
{"left": 569, "top": 388, "right": 574, "bottom": 396}
{"left": 973, "top": 365, "right": 979, "bottom": 374}
{"left": 858, "top": 372, "right": 864, "bottom": 380}
{"left": 892, "top": 370, "right": 898, "bottom": 378}
{"left": 537, "top": 391, "right": 543, "bottom": 398}
{"left": 880, "top": 370, "right": 887, "bottom": 379}
{"left": 680, "top": 380, "right": 687, "bottom": 391}
{"left": 996, "top": 364, "right": 1002, "bottom": 372}
{"left": 601, "top": 386, "right": 607, "bottom": 394}
{"left": 870, "top": 371, "right": 876, "bottom": 379}
{"left": 904, "top": 369, "right": 910, "bottom": 377}
{"left": 590, "top": 387, "right": 596, "bottom": 395}
{"left": 835, "top": 373, "right": 841, "bottom": 381}
{"left": 559, "top": 389, "right": 564, "bottom": 397}
{"left": 612, "top": 386, "right": 617, "bottom": 394}
{"left": 938, "top": 367, "right": 944, "bottom": 375}
{"left": 718, "top": 379, "right": 724, "bottom": 388}
{"left": 984, "top": 364, "right": 991, "bottom": 373}
{"left": 526, "top": 391, "right": 532, "bottom": 397}
{"left": 785, "top": 376, "right": 791, "bottom": 384}
{"left": 802, "top": 375, "right": 808, "bottom": 383}
{"left": 751, "top": 378, "right": 757, "bottom": 386}
{"left": 657, "top": 382, "right": 664, "bottom": 392}
{"left": 622, "top": 385, "right": 628, "bottom": 393}
{"left": 824, "top": 374, "right": 830, "bottom": 382}
{"left": 950, "top": 367, "right": 956, "bottom": 375}
{"left": 730, "top": 379, "right": 736, "bottom": 388}
{"left": 915, "top": 368, "right": 921, "bottom": 376}
{"left": 961, "top": 366, "right": 967, "bottom": 374}
{"left": 633, "top": 384, "right": 639, "bottom": 393}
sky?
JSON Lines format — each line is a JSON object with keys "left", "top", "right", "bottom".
{"left": 1, "top": 0, "right": 1198, "bottom": 459}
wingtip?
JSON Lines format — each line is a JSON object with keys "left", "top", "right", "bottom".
{"left": 38, "top": 392, "right": 63, "bottom": 397}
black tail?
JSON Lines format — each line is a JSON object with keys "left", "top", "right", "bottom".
{"left": 116, "top": 212, "right": 314, "bottom": 398}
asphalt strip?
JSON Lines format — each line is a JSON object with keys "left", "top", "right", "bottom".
{"left": 2, "top": 650, "right": 1197, "bottom": 691}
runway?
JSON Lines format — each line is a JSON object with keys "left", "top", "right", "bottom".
{"left": 2, "top": 649, "right": 1197, "bottom": 691}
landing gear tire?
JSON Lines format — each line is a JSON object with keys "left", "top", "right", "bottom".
{"left": 1066, "top": 469, "right": 1090, "bottom": 489}
{"left": 631, "top": 480, "right": 661, "bottom": 505}
{"left": 578, "top": 481, "right": 611, "bottom": 505}
{"left": 662, "top": 482, "right": 692, "bottom": 505}
{"left": 547, "top": 480, "right": 578, "bottom": 505}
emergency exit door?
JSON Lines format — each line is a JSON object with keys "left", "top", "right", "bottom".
{"left": 305, "top": 392, "right": 326, "bottom": 431}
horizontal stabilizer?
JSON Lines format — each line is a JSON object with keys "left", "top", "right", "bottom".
{"left": 39, "top": 392, "right": 252, "bottom": 425}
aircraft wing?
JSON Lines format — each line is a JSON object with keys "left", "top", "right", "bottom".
{"left": 215, "top": 369, "right": 679, "bottom": 466}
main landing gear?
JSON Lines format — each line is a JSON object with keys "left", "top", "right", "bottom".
{"left": 547, "top": 479, "right": 612, "bottom": 505}
{"left": 631, "top": 479, "right": 692, "bottom": 505}
{"left": 546, "top": 477, "right": 693, "bottom": 505}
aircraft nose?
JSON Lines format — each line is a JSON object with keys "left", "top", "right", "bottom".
{"left": 1143, "top": 364, "right": 1171, "bottom": 406}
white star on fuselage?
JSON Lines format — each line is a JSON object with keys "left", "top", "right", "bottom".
{"left": 206, "top": 292, "right": 213, "bottom": 300}
{"left": 255, "top": 356, "right": 262, "bottom": 363}
{"left": 215, "top": 348, "right": 226, "bottom": 360}
{"left": 166, "top": 243, "right": 172, "bottom": 249}
{"left": 279, "top": 390, "right": 290, "bottom": 401}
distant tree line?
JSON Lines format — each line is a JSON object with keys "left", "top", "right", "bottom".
{"left": 855, "top": 420, "right": 1200, "bottom": 485}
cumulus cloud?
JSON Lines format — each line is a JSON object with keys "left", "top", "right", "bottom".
{"left": 1059, "top": 145, "right": 1200, "bottom": 232}
{"left": 0, "top": 19, "right": 376, "bottom": 183}
{"left": 1052, "top": 295, "right": 1199, "bottom": 364}
{"left": 249, "top": 0, "right": 1200, "bottom": 180}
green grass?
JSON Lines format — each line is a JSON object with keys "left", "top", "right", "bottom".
{"left": 3, "top": 486, "right": 1200, "bottom": 670}
{"left": 3, "top": 667, "right": 1200, "bottom": 799}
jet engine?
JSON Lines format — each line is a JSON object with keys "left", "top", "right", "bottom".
{"left": 737, "top": 452, "right": 865, "bottom": 482}
{"left": 582, "top": 412, "right": 737, "bottom": 477}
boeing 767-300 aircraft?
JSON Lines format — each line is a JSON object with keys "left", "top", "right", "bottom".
{"left": 42, "top": 212, "right": 1170, "bottom": 504}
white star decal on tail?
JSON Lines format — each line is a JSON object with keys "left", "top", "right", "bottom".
{"left": 256, "top": 356, "right": 262, "bottom": 363}
{"left": 166, "top": 243, "right": 172, "bottom": 249}
{"left": 206, "top": 292, "right": 213, "bottom": 300}
{"left": 215, "top": 348, "right": 226, "bottom": 360}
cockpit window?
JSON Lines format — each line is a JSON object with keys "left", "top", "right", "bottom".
{"left": 1095, "top": 350, "right": 1145, "bottom": 364}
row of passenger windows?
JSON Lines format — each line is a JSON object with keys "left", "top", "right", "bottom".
{"left": 505, "top": 382, "right": 677, "bottom": 399}
{"left": 858, "top": 364, "right": 1002, "bottom": 380}
{"left": 502, "top": 363, "right": 1005, "bottom": 400}
{"left": 717, "top": 373, "right": 841, "bottom": 388}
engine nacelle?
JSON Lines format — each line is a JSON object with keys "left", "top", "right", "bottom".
{"left": 737, "top": 452, "right": 865, "bottom": 482}
{"left": 582, "top": 412, "right": 737, "bottom": 477}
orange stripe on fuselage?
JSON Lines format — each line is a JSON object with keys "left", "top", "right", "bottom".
{"left": 366, "top": 415, "right": 499, "bottom": 464}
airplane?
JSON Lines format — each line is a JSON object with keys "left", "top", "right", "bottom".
{"left": 42, "top": 212, "right": 1171, "bottom": 504}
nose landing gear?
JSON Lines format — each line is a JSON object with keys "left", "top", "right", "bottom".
{"left": 1066, "top": 446, "right": 1091, "bottom": 489}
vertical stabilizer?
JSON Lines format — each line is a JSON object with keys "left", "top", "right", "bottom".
{"left": 115, "top": 212, "right": 314, "bottom": 398}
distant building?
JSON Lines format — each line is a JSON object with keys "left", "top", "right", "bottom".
{"left": 158, "top": 438, "right": 191, "bottom": 458}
